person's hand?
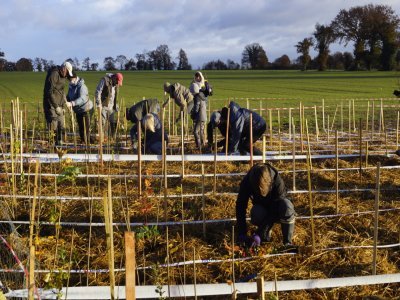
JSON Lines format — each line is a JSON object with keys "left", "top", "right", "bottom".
{"left": 55, "top": 106, "right": 63, "bottom": 116}
{"left": 65, "top": 102, "right": 72, "bottom": 109}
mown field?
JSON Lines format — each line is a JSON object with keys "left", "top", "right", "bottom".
{"left": 0, "top": 70, "right": 399, "bottom": 110}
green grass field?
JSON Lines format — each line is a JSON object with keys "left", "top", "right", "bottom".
{"left": 1, "top": 70, "right": 399, "bottom": 110}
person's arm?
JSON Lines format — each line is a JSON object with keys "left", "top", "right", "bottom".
{"left": 95, "top": 79, "right": 104, "bottom": 107}
{"left": 48, "top": 71, "right": 62, "bottom": 109}
{"left": 236, "top": 174, "right": 251, "bottom": 236}
{"left": 70, "top": 83, "right": 88, "bottom": 108}
{"left": 207, "top": 122, "right": 213, "bottom": 146}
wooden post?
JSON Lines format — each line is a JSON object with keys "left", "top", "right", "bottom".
{"left": 366, "top": 101, "right": 370, "bottom": 131}
{"left": 125, "top": 232, "right": 136, "bottom": 300}
{"left": 277, "top": 110, "right": 281, "bottom": 156}
{"left": 359, "top": 118, "right": 362, "bottom": 184}
{"left": 396, "top": 111, "right": 399, "bottom": 150}
{"left": 231, "top": 226, "right": 236, "bottom": 298}
{"left": 299, "top": 103, "right": 303, "bottom": 153}
{"left": 262, "top": 135, "right": 266, "bottom": 163}
{"left": 372, "top": 163, "right": 380, "bottom": 275}
{"left": 166, "top": 227, "right": 171, "bottom": 298}
{"left": 256, "top": 276, "right": 265, "bottom": 300}
{"left": 292, "top": 119, "right": 296, "bottom": 191}
{"left": 137, "top": 122, "right": 142, "bottom": 197}
{"left": 181, "top": 111, "right": 185, "bottom": 178}
{"left": 269, "top": 109, "right": 273, "bottom": 147}
{"left": 340, "top": 101, "right": 344, "bottom": 136}
{"left": 322, "top": 99, "right": 325, "bottom": 132}
{"left": 305, "top": 119, "right": 312, "bottom": 170}
{"left": 98, "top": 106, "right": 103, "bottom": 166}
{"left": 371, "top": 100, "right": 375, "bottom": 139}
{"left": 307, "top": 154, "right": 315, "bottom": 252}
{"left": 225, "top": 107, "right": 230, "bottom": 157}
{"left": 250, "top": 113, "right": 253, "bottom": 167}
{"left": 163, "top": 140, "right": 168, "bottom": 222}
{"left": 352, "top": 99, "right": 356, "bottom": 132}
{"left": 289, "top": 108, "right": 292, "bottom": 140}
{"left": 213, "top": 127, "right": 217, "bottom": 195}
{"left": 201, "top": 164, "right": 206, "bottom": 238}
{"left": 193, "top": 247, "right": 197, "bottom": 300}
{"left": 365, "top": 141, "right": 369, "bottom": 167}
{"left": 104, "top": 178, "right": 115, "bottom": 300}
{"left": 28, "top": 245, "right": 35, "bottom": 300}
{"left": 335, "top": 130, "right": 339, "bottom": 214}
{"left": 314, "top": 105, "right": 319, "bottom": 142}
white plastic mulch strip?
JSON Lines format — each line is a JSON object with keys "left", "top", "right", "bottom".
{"left": 0, "top": 208, "right": 398, "bottom": 228}
{"left": 5, "top": 273, "right": 400, "bottom": 299}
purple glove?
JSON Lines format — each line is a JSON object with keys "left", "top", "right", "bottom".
{"left": 238, "top": 234, "right": 249, "bottom": 245}
{"left": 251, "top": 234, "right": 261, "bottom": 247}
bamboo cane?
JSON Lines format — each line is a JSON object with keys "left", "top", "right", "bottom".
{"left": 322, "top": 99, "right": 325, "bottom": 132}
{"left": 201, "top": 164, "right": 206, "bottom": 238}
{"left": 231, "top": 226, "right": 236, "bottom": 299}
{"left": 277, "top": 110, "right": 281, "bottom": 156}
{"left": 269, "top": 109, "right": 273, "bottom": 147}
{"left": 366, "top": 141, "right": 369, "bottom": 167}
{"left": 292, "top": 119, "right": 296, "bottom": 191}
{"left": 163, "top": 140, "right": 168, "bottom": 222}
{"left": 274, "top": 272, "right": 279, "bottom": 300}
{"left": 340, "top": 101, "right": 344, "bottom": 136}
{"left": 307, "top": 154, "right": 315, "bottom": 252}
{"left": 213, "top": 127, "right": 217, "bottom": 195}
{"left": 359, "top": 118, "right": 362, "bottom": 184}
{"left": 371, "top": 100, "right": 375, "bottom": 139}
{"left": 181, "top": 184, "right": 186, "bottom": 285}
{"left": 372, "top": 163, "right": 380, "bottom": 275}
{"left": 28, "top": 245, "right": 35, "bottom": 300}
{"left": 193, "top": 247, "right": 197, "bottom": 300}
{"left": 137, "top": 122, "right": 142, "bottom": 197}
{"left": 225, "top": 107, "right": 230, "bottom": 157}
{"left": 299, "top": 103, "right": 303, "bottom": 153}
{"left": 166, "top": 226, "right": 171, "bottom": 298}
{"left": 98, "top": 106, "right": 103, "bottom": 166}
{"left": 314, "top": 105, "right": 319, "bottom": 142}
{"left": 181, "top": 111, "right": 185, "bottom": 178}
{"left": 65, "top": 229, "right": 75, "bottom": 300}
{"left": 366, "top": 101, "right": 370, "bottom": 131}
{"left": 352, "top": 99, "right": 356, "bottom": 132}
{"left": 396, "top": 111, "right": 399, "bottom": 150}
{"left": 257, "top": 276, "right": 265, "bottom": 300}
{"left": 262, "top": 135, "right": 266, "bottom": 163}
{"left": 335, "top": 130, "right": 339, "bottom": 214}
{"left": 250, "top": 113, "right": 253, "bottom": 167}
{"left": 305, "top": 119, "right": 312, "bottom": 170}
{"left": 289, "top": 107, "right": 292, "bottom": 140}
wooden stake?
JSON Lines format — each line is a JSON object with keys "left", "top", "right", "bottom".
{"left": 366, "top": 101, "right": 370, "bottom": 131}
{"left": 256, "top": 276, "right": 265, "bottom": 300}
{"left": 181, "top": 184, "right": 186, "bottom": 285}
{"left": 359, "top": 118, "right": 362, "bottom": 184}
{"left": 340, "top": 101, "right": 344, "bottom": 136}
{"left": 322, "top": 99, "right": 325, "bottom": 132}
{"left": 269, "top": 109, "right": 273, "bottom": 147}
{"left": 262, "top": 135, "right": 266, "bottom": 163}
{"left": 277, "top": 110, "right": 281, "bottom": 156}
{"left": 371, "top": 100, "right": 375, "bottom": 139}
{"left": 396, "top": 111, "right": 399, "bottom": 150}
{"left": 137, "top": 122, "right": 142, "bottom": 197}
{"left": 292, "top": 119, "right": 296, "bottom": 191}
{"left": 28, "top": 245, "right": 35, "bottom": 300}
{"left": 372, "top": 163, "right": 380, "bottom": 275}
{"left": 181, "top": 111, "right": 185, "bottom": 178}
{"left": 193, "top": 247, "right": 197, "bottom": 300}
{"left": 104, "top": 178, "right": 115, "bottom": 300}
{"left": 125, "top": 232, "right": 136, "bottom": 300}
{"left": 335, "top": 130, "right": 339, "bottom": 214}
{"left": 274, "top": 272, "right": 279, "bottom": 300}
{"left": 289, "top": 108, "right": 292, "bottom": 140}
{"left": 225, "top": 107, "right": 230, "bottom": 157}
{"left": 166, "top": 227, "right": 171, "bottom": 298}
{"left": 365, "top": 141, "right": 369, "bottom": 167}
{"left": 231, "top": 226, "right": 236, "bottom": 298}
{"left": 352, "top": 99, "right": 356, "bottom": 132}
{"left": 250, "top": 113, "right": 253, "bottom": 167}
{"left": 201, "top": 164, "right": 206, "bottom": 238}
{"left": 314, "top": 105, "right": 319, "bottom": 142}
{"left": 163, "top": 140, "right": 168, "bottom": 222}
{"left": 307, "top": 154, "right": 315, "bottom": 252}
{"left": 299, "top": 103, "right": 303, "bottom": 153}
{"left": 98, "top": 106, "right": 103, "bottom": 166}
{"left": 305, "top": 119, "right": 312, "bottom": 170}
{"left": 213, "top": 127, "right": 217, "bottom": 195}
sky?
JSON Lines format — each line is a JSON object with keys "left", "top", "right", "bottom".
{"left": 1, "top": 0, "right": 400, "bottom": 69}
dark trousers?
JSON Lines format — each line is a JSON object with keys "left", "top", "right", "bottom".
{"left": 239, "top": 123, "right": 266, "bottom": 155}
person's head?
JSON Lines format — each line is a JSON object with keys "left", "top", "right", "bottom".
{"left": 112, "top": 73, "right": 123, "bottom": 86}
{"left": 68, "top": 71, "right": 79, "bottom": 85}
{"left": 249, "top": 164, "right": 272, "bottom": 197}
{"left": 163, "top": 82, "right": 171, "bottom": 95}
{"left": 142, "top": 113, "right": 155, "bottom": 132}
{"left": 210, "top": 111, "right": 221, "bottom": 127}
{"left": 61, "top": 61, "right": 73, "bottom": 78}
{"left": 194, "top": 71, "right": 204, "bottom": 83}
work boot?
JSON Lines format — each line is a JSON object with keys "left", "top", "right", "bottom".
{"left": 281, "top": 222, "right": 294, "bottom": 245}
{"left": 256, "top": 224, "right": 273, "bottom": 243}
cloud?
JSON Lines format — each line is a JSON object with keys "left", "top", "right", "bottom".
{"left": 1, "top": 0, "right": 399, "bottom": 67}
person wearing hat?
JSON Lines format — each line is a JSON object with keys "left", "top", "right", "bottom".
{"left": 139, "top": 113, "right": 168, "bottom": 155}
{"left": 43, "top": 61, "right": 73, "bottom": 146}
{"left": 236, "top": 163, "right": 296, "bottom": 248}
{"left": 163, "top": 82, "right": 194, "bottom": 124}
{"left": 95, "top": 73, "right": 123, "bottom": 139}
{"left": 66, "top": 71, "right": 94, "bottom": 144}
{"left": 126, "top": 98, "right": 160, "bottom": 151}
{"left": 190, "top": 71, "right": 209, "bottom": 151}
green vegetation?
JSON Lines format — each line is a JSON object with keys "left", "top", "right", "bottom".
{"left": 0, "top": 70, "right": 399, "bottom": 110}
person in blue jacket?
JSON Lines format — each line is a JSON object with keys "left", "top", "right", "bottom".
{"left": 236, "top": 163, "right": 296, "bottom": 248}
{"left": 221, "top": 101, "right": 266, "bottom": 155}
{"left": 140, "top": 113, "right": 168, "bottom": 155}
{"left": 66, "top": 72, "right": 94, "bottom": 144}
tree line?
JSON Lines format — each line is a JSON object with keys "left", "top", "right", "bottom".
{"left": 0, "top": 4, "right": 399, "bottom": 72}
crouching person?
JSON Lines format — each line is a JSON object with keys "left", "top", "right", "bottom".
{"left": 127, "top": 99, "right": 160, "bottom": 150}
{"left": 236, "top": 163, "right": 296, "bottom": 249}
{"left": 133, "top": 113, "right": 168, "bottom": 155}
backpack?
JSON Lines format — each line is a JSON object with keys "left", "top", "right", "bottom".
{"left": 202, "top": 80, "right": 213, "bottom": 97}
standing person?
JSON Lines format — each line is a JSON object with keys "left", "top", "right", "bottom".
{"left": 163, "top": 82, "right": 193, "bottom": 123}
{"left": 190, "top": 71, "right": 208, "bottom": 150}
{"left": 236, "top": 163, "right": 296, "bottom": 249}
{"left": 141, "top": 113, "right": 168, "bottom": 155}
{"left": 43, "top": 61, "right": 73, "bottom": 146}
{"left": 126, "top": 98, "right": 160, "bottom": 150}
{"left": 222, "top": 101, "right": 266, "bottom": 155}
{"left": 95, "top": 73, "right": 123, "bottom": 139}
{"left": 66, "top": 71, "right": 94, "bottom": 144}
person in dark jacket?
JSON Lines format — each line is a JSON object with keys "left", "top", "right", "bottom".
{"left": 163, "top": 82, "right": 194, "bottom": 123}
{"left": 95, "top": 73, "right": 123, "bottom": 139}
{"left": 66, "top": 72, "right": 94, "bottom": 144}
{"left": 127, "top": 99, "right": 160, "bottom": 150}
{"left": 43, "top": 61, "right": 73, "bottom": 145}
{"left": 140, "top": 113, "right": 168, "bottom": 155}
{"left": 221, "top": 101, "right": 266, "bottom": 155}
{"left": 190, "top": 71, "right": 208, "bottom": 150}
{"left": 236, "top": 163, "right": 295, "bottom": 247}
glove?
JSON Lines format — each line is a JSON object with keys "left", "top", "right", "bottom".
{"left": 55, "top": 106, "right": 63, "bottom": 116}
{"left": 65, "top": 102, "right": 73, "bottom": 109}
{"left": 251, "top": 234, "right": 261, "bottom": 247}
